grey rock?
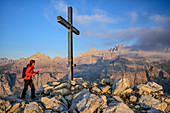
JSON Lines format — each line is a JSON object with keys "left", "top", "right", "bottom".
{"left": 139, "top": 95, "right": 167, "bottom": 112}
{"left": 41, "top": 96, "right": 67, "bottom": 112}
{"left": 112, "top": 78, "right": 130, "bottom": 95}
{"left": 54, "top": 83, "right": 70, "bottom": 90}
{"left": 137, "top": 82, "right": 163, "bottom": 94}
{"left": 24, "top": 102, "right": 43, "bottom": 113}
{"left": 103, "top": 101, "right": 134, "bottom": 113}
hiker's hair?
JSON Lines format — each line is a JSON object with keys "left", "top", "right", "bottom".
{"left": 27, "top": 60, "right": 35, "bottom": 68}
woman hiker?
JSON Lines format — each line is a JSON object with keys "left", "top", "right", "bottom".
{"left": 21, "top": 60, "right": 39, "bottom": 100}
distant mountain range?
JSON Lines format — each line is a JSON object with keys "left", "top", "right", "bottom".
{"left": 0, "top": 44, "right": 170, "bottom": 97}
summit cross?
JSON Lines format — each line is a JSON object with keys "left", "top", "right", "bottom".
{"left": 57, "top": 6, "right": 80, "bottom": 84}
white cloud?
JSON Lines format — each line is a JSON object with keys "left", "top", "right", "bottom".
{"left": 129, "top": 12, "right": 138, "bottom": 23}
{"left": 150, "top": 14, "right": 170, "bottom": 22}
{"left": 53, "top": 0, "right": 68, "bottom": 13}
{"left": 74, "top": 13, "right": 116, "bottom": 25}
{"left": 83, "top": 27, "right": 170, "bottom": 51}
{"left": 45, "top": 0, "right": 116, "bottom": 26}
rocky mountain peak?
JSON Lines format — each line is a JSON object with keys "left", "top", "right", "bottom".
{"left": 30, "top": 52, "right": 51, "bottom": 60}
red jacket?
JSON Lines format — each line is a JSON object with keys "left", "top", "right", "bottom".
{"left": 22, "top": 66, "right": 38, "bottom": 80}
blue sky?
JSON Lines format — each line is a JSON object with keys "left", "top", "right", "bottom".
{"left": 0, "top": 0, "right": 170, "bottom": 59}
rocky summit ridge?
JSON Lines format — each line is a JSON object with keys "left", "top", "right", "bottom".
{"left": 0, "top": 77, "right": 170, "bottom": 113}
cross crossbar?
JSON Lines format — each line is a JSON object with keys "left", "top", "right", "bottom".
{"left": 57, "top": 16, "right": 80, "bottom": 35}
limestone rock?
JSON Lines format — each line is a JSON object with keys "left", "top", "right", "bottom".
{"left": 41, "top": 96, "right": 67, "bottom": 112}
{"left": 0, "top": 99, "right": 12, "bottom": 112}
{"left": 73, "top": 78, "right": 84, "bottom": 84}
{"left": 164, "top": 98, "right": 170, "bottom": 104}
{"left": 71, "top": 89, "right": 91, "bottom": 109}
{"left": 71, "top": 81, "right": 76, "bottom": 86}
{"left": 82, "top": 82, "right": 88, "bottom": 88}
{"left": 92, "top": 86, "right": 102, "bottom": 94}
{"left": 53, "top": 88, "right": 70, "bottom": 96}
{"left": 101, "top": 78, "right": 111, "bottom": 85}
{"left": 103, "top": 101, "right": 134, "bottom": 113}
{"left": 137, "top": 82, "right": 163, "bottom": 94}
{"left": 139, "top": 95, "right": 167, "bottom": 112}
{"left": 93, "top": 83, "right": 98, "bottom": 87}
{"left": 121, "top": 88, "right": 132, "bottom": 94}
{"left": 112, "top": 78, "right": 130, "bottom": 95}
{"left": 54, "top": 83, "right": 70, "bottom": 90}
{"left": 48, "top": 81, "right": 60, "bottom": 86}
{"left": 101, "top": 85, "right": 111, "bottom": 94}
{"left": 44, "top": 86, "right": 54, "bottom": 95}
{"left": 24, "top": 102, "right": 43, "bottom": 113}
{"left": 44, "top": 109, "right": 52, "bottom": 113}
{"left": 75, "top": 85, "right": 84, "bottom": 90}
{"left": 65, "top": 95, "right": 73, "bottom": 101}
{"left": 8, "top": 103, "right": 21, "bottom": 113}
{"left": 38, "top": 84, "right": 50, "bottom": 93}
{"left": 130, "top": 95, "right": 137, "bottom": 102}
{"left": 74, "top": 94, "right": 104, "bottom": 113}
{"left": 113, "top": 96, "right": 123, "bottom": 102}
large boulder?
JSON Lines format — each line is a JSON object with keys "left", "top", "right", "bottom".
{"left": 71, "top": 89, "right": 104, "bottom": 113}
{"left": 41, "top": 96, "right": 67, "bottom": 112}
{"left": 92, "top": 86, "right": 102, "bottom": 94}
{"left": 54, "top": 83, "right": 70, "bottom": 90}
{"left": 101, "top": 85, "right": 111, "bottom": 94}
{"left": 137, "top": 82, "right": 163, "bottom": 95}
{"left": 24, "top": 102, "right": 43, "bottom": 113}
{"left": 8, "top": 103, "right": 22, "bottom": 113}
{"left": 0, "top": 99, "right": 12, "bottom": 112}
{"left": 139, "top": 95, "right": 167, "bottom": 112}
{"left": 103, "top": 101, "right": 134, "bottom": 113}
{"left": 112, "top": 78, "right": 130, "bottom": 95}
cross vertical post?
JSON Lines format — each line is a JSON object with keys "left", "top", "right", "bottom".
{"left": 68, "top": 7, "right": 73, "bottom": 83}
{"left": 57, "top": 6, "right": 80, "bottom": 85}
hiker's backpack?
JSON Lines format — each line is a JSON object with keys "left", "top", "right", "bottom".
{"left": 22, "top": 67, "right": 27, "bottom": 78}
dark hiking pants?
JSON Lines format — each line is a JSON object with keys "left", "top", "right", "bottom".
{"left": 21, "top": 79, "right": 35, "bottom": 99}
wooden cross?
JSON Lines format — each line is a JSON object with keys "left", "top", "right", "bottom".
{"left": 57, "top": 6, "right": 80, "bottom": 84}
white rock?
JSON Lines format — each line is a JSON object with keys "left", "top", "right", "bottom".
{"left": 54, "top": 83, "right": 70, "bottom": 90}
{"left": 130, "top": 95, "right": 137, "bottom": 102}
{"left": 101, "top": 85, "right": 111, "bottom": 93}
{"left": 8, "top": 103, "right": 21, "bottom": 113}
{"left": 71, "top": 81, "right": 76, "bottom": 86}
{"left": 164, "top": 98, "right": 170, "bottom": 104}
{"left": 41, "top": 97, "right": 67, "bottom": 112}
{"left": 73, "top": 78, "right": 84, "bottom": 84}
{"left": 24, "top": 102, "right": 43, "bottom": 113}
{"left": 65, "top": 95, "right": 73, "bottom": 101}
{"left": 103, "top": 101, "right": 134, "bottom": 113}
{"left": 76, "top": 94, "right": 104, "bottom": 113}
{"left": 53, "top": 88, "right": 70, "bottom": 96}
{"left": 44, "top": 86, "right": 54, "bottom": 95}
{"left": 137, "top": 82, "right": 163, "bottom": 94}
{"left": 51, "top": 81, "right": 60, "bottom": 86}
{"left": 139, "top": 95, "right": 167, "bottom": 112}
{"left": 82, "top": 82, "right": 88, "bottom": 88}
{"left": 92, "top": 86, "right": 102, "bottom": 94}
{"left": 112, "top": 78, "right": 130, "bottom": 95}
{"left": 121, "top": 88, "right": 132, "bottom": 94}
{"left": 113, "top": 96, "right": 123, "bottom": 102}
